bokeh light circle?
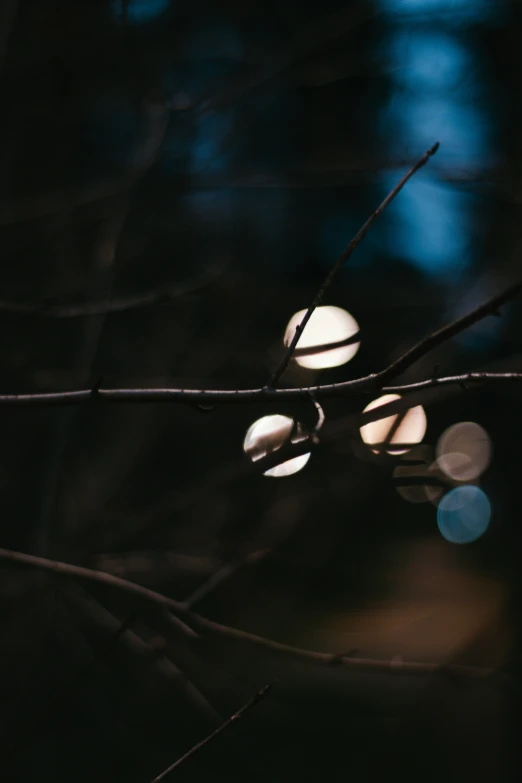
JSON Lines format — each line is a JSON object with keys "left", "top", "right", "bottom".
{"left": 360, "top": 394, "right": 427, "bottom": 455}
{"left": 436, "top": 421, "right": 491, "bottom": 482}
{"left": 437, "top": 485, "right": 491, "bottom": 544}
{"left": 284, "top": 306, "right": 360, "bottom": 369}
{"left": 243, "top": 414, "right": 311, "bottom": 478}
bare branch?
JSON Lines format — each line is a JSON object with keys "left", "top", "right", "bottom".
{"left": 1, "top": 370, "right": 520, "bottom": 408}
{"left": 0, "top": 548, "right": 498, "bottom": 679}
{"left": 251, "top": 375, "right": 508, "bottom": 474}
{"left": 67, "top": 589, "right": 271, "bottom": 781}
{"left": 181, "top": 549, "right": 271, "bottom": 610}
{"left": 0, "top": 547, "right": 198, "bottom": 639}
{"left": 0, "top": 378, "right": 373, "bottom": 406}
{"left": 382, "top": 371, "right": 522, "bottom": 394}
{"left": 2, "top": 188, "right": 522, "bottom": 413}
{"left": 266, "top": 141, "right": 440, "bottom": 388}
{"left": 65, "top": 588, "right": 218, "bottom": 717}
{"left": 149, "top": 684, "right": 273, "bottom": 783}
{"left": 377, "top": 278, "right": 522, "bottom": 384}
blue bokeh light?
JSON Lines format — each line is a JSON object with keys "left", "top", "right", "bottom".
{"left": 380, "top": 171, "right": 471, "bottom": 275}
{"left": 378, "top": 5, "right": 494, "bottom": 277}
{"left": 186, "top": 24, "right": 243, "bottom": 60}
{"left": 111, "top": 0, "right": 169, "bottom": 25}
{"left": 385, "top": 31, "right": 472, "bottom": 91}
{"left": 392, "top": 97, "right": 490, "bottom": 167}
{"left": 377, "top": 0, "right": 503, "bottom": 25}
{"left": 437, "top": 485, "right": 491, "bottom": 544}
{"left": 189, "top": 111, "right": 234, "bottom": 174}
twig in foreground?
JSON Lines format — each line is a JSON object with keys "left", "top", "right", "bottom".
{"left": 2, "top": 267, "right": 522, "bottom": 407}
{"left": 149, "top": 684, "right": 273, "bottom": 783}
{"left": 0, "top": 370, "right": 519, "bottom": 408}
{"left": 182, "top": 549, "right": 270, "bottom": 610}
{"left": 69, "top": 589, "right": 272, "bottom": 783}
{"left": 376, "top": 277, "right": 522, "bottom": 384}
{"left": 266, "top": 141, "right": 439, "bottom": 388}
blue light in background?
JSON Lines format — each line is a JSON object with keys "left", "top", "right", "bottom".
{"left": 437, "top": 485, "right": 491, "bottom": 544}
{"left": 186, "top": 23, "right": 244, "bottom": 60}
{"left": 111, "top": 0, "right": 169, "bottom": 25}
{"left": 385, "top": 31, "right": 472, "bottom": 91}
{"left": 189, "top": 111, "right": 235, "bottom": 174}
{"left": 380, "top": 0, "right": 472, "bottom": 7}
{"left": 184, "top": 189, "right": 232, "bottom": 222}
{"left": 377, "top": 1, "right": 495, "bottom": 277}
{"left": 391, "top": 97, "right": 490, "bottom": 167}
{"left": 450, "top": 281, "right": 507, "bottom": 351}
{"left": 377, "top": 0, "right": 502, "bottom": 25}
{"left": 381, "top": 172, "right": 470, "bottom": 275}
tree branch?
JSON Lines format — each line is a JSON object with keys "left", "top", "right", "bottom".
{"left": 0, "top": 371, "right": 520, "bottom": 408}
{"left": 2, "top": 268, "right": 521, "bottom": 408}
{"left": 266, "top": 141, "right": 439, "bottom": 388}
{"left": 0, "top": 548, "right": 498, "bottom": 679}
{"left": 383, "top": 371, "right": 522, "bottom": 394}
{"left": 181, "top": 550, "right": 270, "bottom": 610}
{"left": 149, "top": 684, "right": 273, "bottom": 783}
{"left": 376, "top": 278, "right": 522, "bottom": 384}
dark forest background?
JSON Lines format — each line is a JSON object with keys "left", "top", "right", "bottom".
{"left": 1, "top": 1, "right": 522, "bottom": 781}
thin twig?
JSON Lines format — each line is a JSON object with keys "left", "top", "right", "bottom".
{"left": 376, "top": 278, "right": 522, "bottom": 384}
{"left": 3, "top": 265, "right": 522, "bottom": 406}
{"left": 375, "top": 401, "right": 407, "bottom": 455}
{"left": 1, "top": 371, "right": 520, "bottom": 408}
{"left": 1, "top": 585, "right": 258, "bottom": 775}
{"left": 293, "top": 332, "right": 361, "bottom": 358}
{"left": 250, "top": 391, "right": 440, "bottom": 475}
{"left": 65, "top": 588, "right": 219, "bottom": 716}
{"left": 0, "top": 547, "right": 198, "bottom": 638}
{"left": 266, "top": 141, "right": 440, "bottom": 388}
{"left": 149, "top": 684, "right": 273, "bottom": 783}
{"left": 0, "top": 548, "right": 497, "bottom": 679}
{"left": 382, "top": 372, "right": 521, "bottom": 394}
{"left": 67, "top": 589, "right": 272, "bottom": 782}
{"left": 181, "top": 563, "right": 238, "bottom": 610}
{"left": 182, "top": 550, "right": 270, "bottom": 610}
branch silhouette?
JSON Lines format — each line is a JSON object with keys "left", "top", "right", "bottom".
{"left": 266, "top": 141, "right": 439, "bottom": 387}
{"left": 149, "top": 684, "right": 273, "bottom": 783}
{"left": 0, "top": 370, "right": 520, "bottom": 408}
{"left": 1, "top": 272, "right": 521, "bottom": 407}
{"left": 376, "top": 278, "right": 522, "bottom": 385}
{"left": 0, "top": 548, "right": 497, "bottom": 679}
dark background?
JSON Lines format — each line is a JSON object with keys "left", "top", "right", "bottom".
{"left": 0, "top": 1, "right": 521, "bottom": 781}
